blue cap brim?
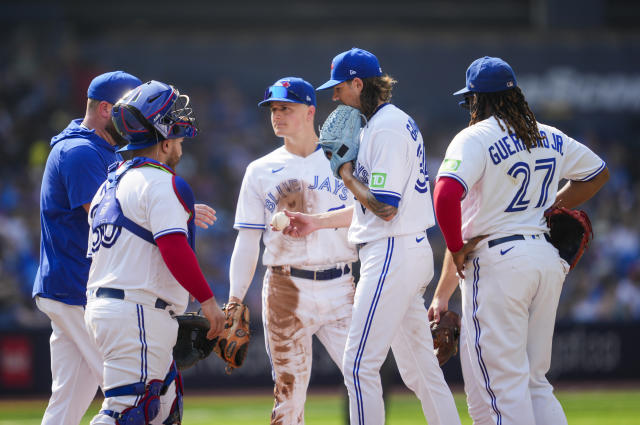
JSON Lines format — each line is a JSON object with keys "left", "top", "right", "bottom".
{"left": 453, "top": 86, "right": 471, "bottom": 96}
{"left": 316, "top": 79, "right": 344, "bottom": 91}
{"left": 258, "top": 97, "right": 302, "bottom": 107}
{"left": 116, "top": 139, "right": 160, "bottom": 153}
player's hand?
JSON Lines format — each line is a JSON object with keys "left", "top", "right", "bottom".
{"left": 428, "top": 297, "right": 449, "bottom": 324}
{"left": 282, "top": 210, "right": 318, "bottom": 238}
{"left": 450, "top": 235, "right": 488, "bottom": 279}
{"left": 194, "top": 204, "right": 217, "bottom": 229}
{"left": 200, "top": 297, "right": 225, "bottom": 340}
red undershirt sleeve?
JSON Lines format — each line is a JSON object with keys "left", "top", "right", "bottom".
{"left": 433, "top": 177, "right": 465, "bottom": 252}
{"left": 156, "top": 232, "right": 214, "bottom": 303}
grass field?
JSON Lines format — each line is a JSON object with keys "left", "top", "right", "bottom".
{"left": 1, "top": 388, "right": 638, "bottom": 424}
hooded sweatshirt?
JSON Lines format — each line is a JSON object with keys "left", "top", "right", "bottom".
{"left": 33, "top": 119, "right": 121, "bottom": 305}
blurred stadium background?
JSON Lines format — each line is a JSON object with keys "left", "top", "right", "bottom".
{"left": 0, "top": 0, "right": 639, "bottom": 418}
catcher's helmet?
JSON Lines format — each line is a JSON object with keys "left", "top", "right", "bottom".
{"left": 112, "top": 80, "right": 198, "bottom": 152}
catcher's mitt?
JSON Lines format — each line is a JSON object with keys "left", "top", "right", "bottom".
{"left": 214, "top": 302, "right": 250, "bottom": 374}
{"left": 545, "top": 207, "right": 593, "bottom": 271}
{"left": 318, "top": 105, "right": 365, "bottom": 179}
{"left": 430, "top": 310, "right": 461, "bottom": 367}
{"left": 173, "top": 313, "right": 218, "bottom": 371}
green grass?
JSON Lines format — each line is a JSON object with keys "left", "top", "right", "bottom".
{"left": 0, "top": 388, "right": 638, "bottom": 424}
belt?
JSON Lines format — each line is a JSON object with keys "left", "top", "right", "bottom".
{"left": 95, "top": 287, "right": 171, "bottom": 310}
{"left": 272, "top": 264, "right": 351, "bottom": 281}
{"left": 487, "top": 233, "right": 551, "bottom": 248}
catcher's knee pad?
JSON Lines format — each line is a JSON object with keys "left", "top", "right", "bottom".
{"left": 162, "top": 361, "right": 184, "bottom": 425}
{"left": 101, "top": 380, "right": 164, "bottom": 425}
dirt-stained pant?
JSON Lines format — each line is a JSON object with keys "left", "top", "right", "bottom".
{"left": 343, "top": 234, "right": 461, "bottom": 425}
{"left": 262, "top": 265, "right": 355, "bottom": 425}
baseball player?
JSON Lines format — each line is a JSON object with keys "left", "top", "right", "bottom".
{"left": 285, "top": 48, "right": 461, "bottom": 425}
{"left": 428, "top": 56, "right": 609, "bottom": 425}
{"left": 33, "top": 71, "right": 142, "bottom": 425}
{"left": 84, "top": 80, "right": 225, "bottom": 425}
{"left": 228, "top": 76, "right": 358, "bottom": 424}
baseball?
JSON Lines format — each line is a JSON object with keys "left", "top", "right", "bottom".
{"left": 271, "top": 211, "right": 290, "bottom": 231}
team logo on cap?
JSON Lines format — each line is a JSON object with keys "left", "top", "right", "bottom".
{"left": 281, "top": 81, "right": 291, "bottom": 88}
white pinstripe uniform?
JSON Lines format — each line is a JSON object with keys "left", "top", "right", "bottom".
{"left": 343, "top": 103, "right": 460, "bottom": 425}
{"left": 234, "top": 145, "right": 358, "bottom": 424}
{"left": 437, "top": 118, "right": 606, "bottom": 425}
{"left": 85, "top": 163, "right": 190, "bottom": 425}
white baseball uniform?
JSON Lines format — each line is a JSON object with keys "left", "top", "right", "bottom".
{"left": 85, "top": 160, "right": 191, "bottom": 425}
{"left": 343, "top": 103, "right": 460, "bottom": 425}
{"left": 437, "top": 117, "right": 606, "bottom": 425}
{"left": 233, "top": 145, "right": 358, "bottom": 424}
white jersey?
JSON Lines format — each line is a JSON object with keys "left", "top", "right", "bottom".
{"left": 349, "top": 104, "right": 435, "bottom": 244}
{"left": 436, "top": 117, "right": 606, "bottom": 240}
{"left": 234, "top": 145, "right": 358, "bottom": 267}
{"left": 87, "top": 165, "right": 191, "bottom": 313}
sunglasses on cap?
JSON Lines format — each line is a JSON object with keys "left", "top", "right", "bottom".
{"left": 263, "top": 85, "right": 304, "bottom": 103}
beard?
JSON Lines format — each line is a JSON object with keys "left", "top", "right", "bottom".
{"left": 165, "top": 150, "right": 181, "bottom": 169}
{"left": 105, "top": 119, "right": 129, "bottom": 147}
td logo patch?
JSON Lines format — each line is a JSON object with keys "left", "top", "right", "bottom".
{"left": 370, "top": 172, "right": 387, "bottom": 188}
{"left": 441, "top": 159, "right": 461, "bottom": 172}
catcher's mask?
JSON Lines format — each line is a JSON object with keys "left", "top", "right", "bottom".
{"left": 112, "top": 80, "right": 198, "bottom": 152}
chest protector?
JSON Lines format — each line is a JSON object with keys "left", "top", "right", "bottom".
{"left": 91, "top": 157, "right": 196, "bottom": 250}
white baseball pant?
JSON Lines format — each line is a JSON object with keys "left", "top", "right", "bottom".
{"left": 85, "top": 297, "right": 178, "bottom": 425}
{"left": 460, "top": 237, "right": 568, "bottom": 425}
{"left": 343, "top": 234, "right": 461, "bottom": 425}
{"left": 262, "top": 266, "right": 354, "bottom": 425}
{"left": 36, "top": 296, "right": 103, "bottom": 425}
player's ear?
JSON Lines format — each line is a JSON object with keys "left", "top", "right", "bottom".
{"left": 351, "top": 78, "right": 363, "bottom": 91}
{"left": 307, "top": 105, "right": 316, "bottom": 121}
{"left": 98, "top": 101, "right": 112, "bottom": 120}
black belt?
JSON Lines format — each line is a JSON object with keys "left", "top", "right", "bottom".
{"left": 487, "top": 234, "right": 551, "bottom": 248}
{"left": 272, "top": 264, "right": 351, "bottom": 281}
{"left": 95, "top": 287, "right": 170, "bottom": 310}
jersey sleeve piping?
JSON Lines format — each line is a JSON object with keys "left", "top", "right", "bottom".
{"left": 437, "top": 173, "right": 469, "bottom": 198}
{"left": 154, "top": 228, "right": 187, "bottom": 239}
{"left": 234, "top": 223, "right": 266, "bottom": 230}
{"left": 370, "top": 188, "right": 402, "bottom": 199}
{"left": 574, "top": 161, "right": 607, "bottom": 182}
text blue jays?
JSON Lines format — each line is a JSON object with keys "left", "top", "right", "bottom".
{"left": 264, "top": 177, "right": 349, "bottom": 212}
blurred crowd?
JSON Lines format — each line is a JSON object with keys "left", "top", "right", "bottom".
{"left": 1, "top": 29, "right": 638, "bottom": 331}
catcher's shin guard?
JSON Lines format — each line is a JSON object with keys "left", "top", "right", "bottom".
{"left": 101, "top": 380, "right": 164, "bottom": 425}
{"left": 162, "top": 361, "right": 184, "bottom": 425}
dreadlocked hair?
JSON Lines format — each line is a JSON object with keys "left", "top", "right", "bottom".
{"left": 358, "top": 75, "right": 397, "bottom": 119}
{"left": 470, "top": 87, "right": 541, "bottom": 151}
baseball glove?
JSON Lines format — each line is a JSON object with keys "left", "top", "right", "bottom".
{"left": 173, "top": 313, "right": 218, "bottom": 371}
{"left": 213, "top": 302, "right": 251, "bottom": 374}
{"left": 545, "top": 207, "right": 593, "bottom": 271}
{"left": 318, "top": 105, "right": 365, "bottom": 179}
{"left": 430, "top": 311, "right": 461, "bottom": 367}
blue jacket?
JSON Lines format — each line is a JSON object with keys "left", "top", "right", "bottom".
{"left": 33, "top": 119, "right": 121, "bottom": 305}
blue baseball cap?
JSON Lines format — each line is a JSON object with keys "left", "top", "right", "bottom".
{"left": 316, "top": 48, "right": 383, "bottom": 91}
{"left": 259, "top": 77, "right": 316, "bottom": 107}
{"left": 87, "top": 71, "right": 142, "bottom": 104}
{"left": 453, "top": 56, "right": 517, "bottom": 95}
